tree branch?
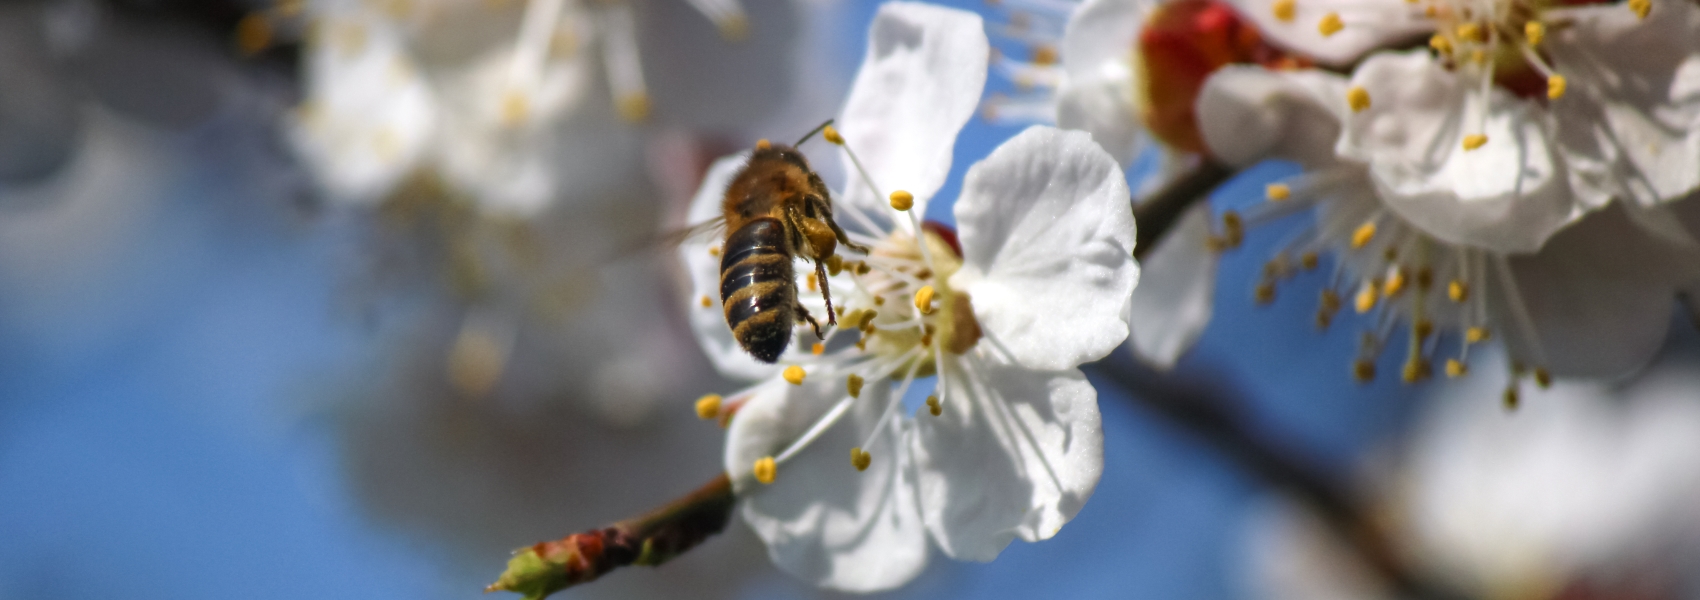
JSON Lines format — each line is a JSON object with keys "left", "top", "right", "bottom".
{"left": 1133, "top": 159, "right": 1234, "bottom": 260}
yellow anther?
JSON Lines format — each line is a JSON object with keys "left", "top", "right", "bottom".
{"left": 850, "top": 447, "right": 872, "bottom": 472}
{"left": 1429, "top": 34, "right": 1453, "bottom": 54}
{"left": 695, "top": 394, "right": 722, "bottom": 420}
{"left": 1414, "top": 319, "right": 1434, "bottom": 339}
{"left": 1462, "top": 133, "right": 1488, "bottom": 151}
{"left": 1448, "top": 280, "right": 1469, "bottom": 302}
{"left": 1255, "top": 282, "right": 1276, "bottom": 305}
{"left": 807, "top": 273, "right": 818, "bottom": 291}
{"left": 1353, "top": 360, "right": 1376, "bottom": 383}
{"left": 1301, "top": 252, "right": 1319, "bottom": 270}
{"left": 1546, "top": 75, "right": 1567, "bottom": 100}
{"left": 1266, "top": 183, "right": 1292, "bottom": 201}
{"left": 1445, "top": 359, "right": 1467, "bottom": 378}
{"left": 753, "top": 456, "right": 777, "bottom": 484}
{"left": 756, "top": 138, "right": 771, "bottom": 150}
{"left": 847, "top": 374, "right": 865, "bottom": 398}
{"left": 914, "top": 286, "right": 936, "bottom": 315}
{"left": 1415, "top": 267, "right": 1434, "bottom": 290}
{"left": 783, "top": 365, "right": 806, "bottom": 385}
{"left": 1355, "top": 282, "right": 1379, "bottom": 313}
{"left": 823, "top": 125, "right": 844, "bottom": 145}
{"left": 1469, "top": 48, "right": 1488, "bottom": 65}
{"left": 709, "top": 246, "right": 721, "bottom": 257}
{"left": 1465, "top": 326, "right": 1490, "bottom": 344}
{"left": 1350, "top": 221, "right": 1377, "bottom": 249}
{"left": 1533, "top": 367, "right": 1552, "bottom": 388}
{"left": 827, "top": 254, "right": 843, "bottom": 276}
{"left": 856, "top": 262, "right": 872, "bottom": 275}
{"left": 1318, "top": 12, "right": 1344, "bottom": 36}
{"left": 1456, "top": 22, "right": 1483, "bottom": 41}
{"left": 873, "top": 295, "right": 886, "bottom": 306}
{"left": 858, "top": 310, "right": 878, "bottom": 330}
{"left": 1320, "top": 289, "right": 1342, "bottom": 313}
{"left": 1629, "top": 0, "right": 1651, "bottom": 18}
{"left": 890, "top": 190, "right": 915, "bottom": 211}
{"left": 1402, "top": 358, "right": 1431, "bottom": 383}
{"left": 1031, "top": 45, "right": 1059, "bottom": 65}
{"left": 700, "top": 295, "right": 712, "bottom": 308}
{"left": 1524, "top": 21, "right": 1546, "bottom": 45}
{"left": 1347, "top": 86, "right": 1371, "bottom": 112}
{"left": 1383, "top": 268, "right": 1407, "bottom": 298}
{"left": 925, "top": 395, "right": 942, "bottom": 416}
{"left": 617, "top": 93, "right": 651, "bottom": 122}
{"left": 1272, "top": 0, "right": 1297, "bottom": 21}
{"left": 811, "top": 342, "right": 825, "bottom": 355}
{"left": 1503, "top": 386, "right": 1521, "bottom": 410}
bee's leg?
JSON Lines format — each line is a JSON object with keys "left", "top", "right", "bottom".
{"left": 795, "top": 303, "right": 826, "bottom": 339}
{"left": 813, "top": 259, "right": 837, "bottom": 326}
{"left": 812, "top": 196, "right": 870, "bottom": 254}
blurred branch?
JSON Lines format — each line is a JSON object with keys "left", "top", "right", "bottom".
{"left": 1084, "top": 356, "right": 1474, "bottom": 600}
{"left": 1133, "top": 159, "right": 1233, "bottom": 260}
{"left": 485, "top": 473, "right": 735, "bottom": 600}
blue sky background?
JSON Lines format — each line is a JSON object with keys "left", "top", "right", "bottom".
{"left": 0, "top": 1, "right": 1435, "bottom": 598}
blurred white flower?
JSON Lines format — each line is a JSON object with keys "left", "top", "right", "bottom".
{"left": 1244, "top": 351, "right": 1700, "bottom": 600}
{"left": 1146, "top": 64, "right": 1700, "bottom": 386}
{"left": 679, "top": 4, "right": 1137, "bottom": 590}
{"left": 1226, "top": 0, "right": 1700, "bottom": 233}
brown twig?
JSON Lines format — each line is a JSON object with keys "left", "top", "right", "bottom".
{"left": 1133, "top": 159, "right": 1234, "bottom": 260}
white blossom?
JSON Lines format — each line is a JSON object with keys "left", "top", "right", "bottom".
{"left": 679, "top": 4, "right": 1137, "bottom": 590}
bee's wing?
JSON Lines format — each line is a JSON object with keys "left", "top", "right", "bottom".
{"left": 612, "top": 216, "right": 727, "bottom": 261}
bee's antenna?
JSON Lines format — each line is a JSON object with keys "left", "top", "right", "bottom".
{"left": 794, "top": 119, "right": 835, "bottom": 147}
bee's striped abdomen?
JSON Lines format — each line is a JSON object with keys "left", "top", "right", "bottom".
{"left": 721, "top": 218, "right": 796, "bottom": 363}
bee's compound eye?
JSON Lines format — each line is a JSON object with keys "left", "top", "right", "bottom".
{"left": 802, "top": 219, "right": 836, "bottom": 260}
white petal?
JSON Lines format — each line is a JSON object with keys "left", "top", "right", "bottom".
{"left": 681, "top": 152, "right": 783, "bottom": 381}
{"left": 1060, "top": 0, "right": 1147, "bottom": 79}
{"left": 724, "top": 376, "right": 930, "bottom": 592}
{"left": 1055, "top": 70, "right": 1144, "bottom": 165}
{"left": 1126, "top": 203, "right": 1216, "bottom": 369}
{"left": 289, "top": 14, "right": 436, "bottom": 203}
{"left": 1224, "top": 0, "right": 1429, "bottom": 67}
{"left": 1547, "top": 0, "right": 1700, "bottom": 206}
{"left": 951, "top": 126, "right": 1138, "bottom": 371}
{"left": 835, "top": 2, "right": 987, "bottom": 221}
{"left": 1502, "top": 205, "right": 1700, "bottom": 379}
{"left": 1339, "top": 51, "right": 1582, "bottom": 254}
{"left": 1196, "top": 66, "right": 1350, "bottom": 169}
{"left": 911, "top": 358, "right": 1103, "bottom": 561}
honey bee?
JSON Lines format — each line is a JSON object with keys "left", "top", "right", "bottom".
{"left": 694, "top": 122, "right": 869, "bottom": 363}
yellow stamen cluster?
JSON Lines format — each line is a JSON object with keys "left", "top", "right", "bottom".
{"left": 695, "top": 394, "right": 722, "bottom": 420}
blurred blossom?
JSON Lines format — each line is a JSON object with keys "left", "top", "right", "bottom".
{"left": 678, "top": 4, "right": 1136, "bottom": 590}
{"left": 1244, "top": 350, "right": 1700, "bottom": 600}
{"left": 1160, "top": 62, "right": 1700, "bottom": 392}
{"left": 285, "top": 0, "right": 803, "bottom": 212}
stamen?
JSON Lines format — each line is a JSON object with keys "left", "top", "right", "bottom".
{"left": 1448, "top": 280, "right": 1468, "bottom": 302}
{"left": 753, "top": 456, "right": 777, "bottom": 484}
{"left": 1532, "top": 367, "right": 1551, "bottom": 388}
{"left": 1266, "top": 183, "right": 1292, "bottom": 201}
{"left": 1272, "top": 0, "right": 1296, "bottom": 21}
{"left": 695, "top": 394, "right": 722, "bottom": 419}
{"left": 1318, "top": 12, "right": 1344, "bottom": 36}
{"left": 1524, "top": 21, "right": 1545, "bottom": 46}
{"left": 1462, "top": 133, "right": 1488, "bottom": 151}
{"left": 783, "top": 365, "right": 806, "bottom": 385}
{"left": 1465, "top": 326, "right": 1490, "bottom": 343}
{"left": 1429, "top": 34, "right": 1453, "bottom": 55}
{"left": 1546, "top": 75, "right": 1566, "bottom": 100}
{"left": 699, "top": 295, "right": 712, "bottom": 308}
{"left": 1353, "top": 359, "right": 1376, "bottom": 383}
{"left": 1402, "top": 357, "right": 1432, "bottom": 383}
{"left": 925, "top": 394, "right": 942, "bottom": 416}
{"left": 811, "top": 342, "right": 825, "bottom": 355}
{"left": 1629, "top": 0, "right": 1650, "bottom": 18}
{"left": 1355, "top": 279, "right": 1380, "bottom": 313}
{"left": 601, "top": 4, "right": 651, "bottom": 122}
{"left": 914, "top": 286, "right": 937, "bottom": 315}
{"left": 1351, "top": 221, "right": 1377, "bottom": 249}
{"left": 1347, "top": 86, "right": 1371, "bottom": 112}
{"left": 850, "top": 447, "right": 871, "bottom": 472}
{"left": 822, "top": 125, "right": 844, "bottom": 145}
{"left": 1445, "top": 358, "right": 1467, "bottom": 377}
{"left": 1255, "top": 282, "right": 1277, "bottom": 305}
{"left": 890, "top": 190, "right": 915, "bottom": 211}
{"left": 1503, "top": 384, "right": 1520, "bottom": 410}
{"left": 847, "top": 374, "right": 865, "bottom": 398}
{"left": 499, "top": 90, "right": 530, "bottom": 124}
{"left": 1383, "top": 267, "right": 1407, "bottom": 298}
{"left": 1455, "top": 22, "right": 1483, "bottom": 42}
